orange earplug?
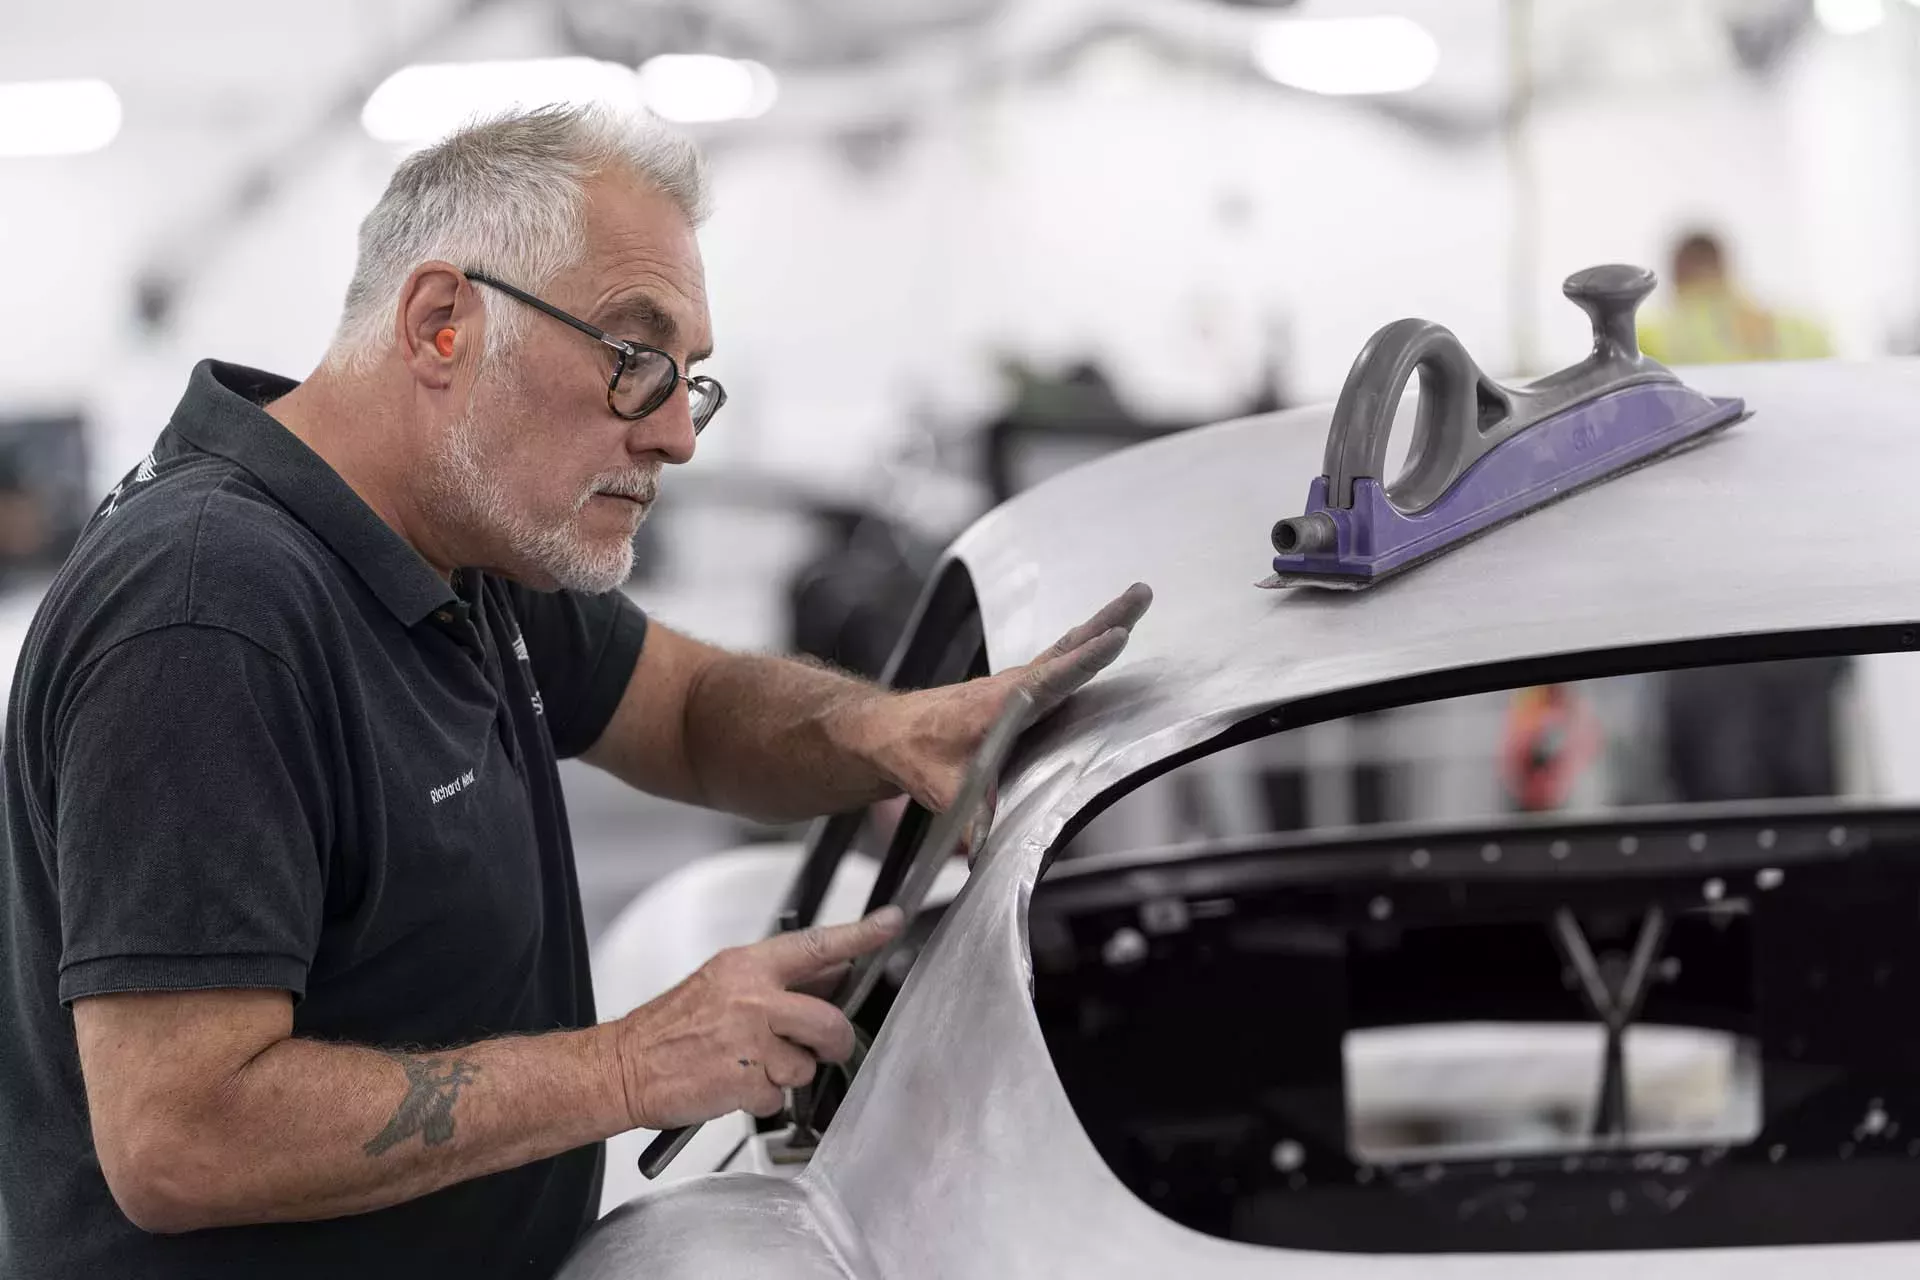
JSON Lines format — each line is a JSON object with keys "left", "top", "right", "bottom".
{"left": 434, "top": 327, "right": 457, "bottom": 358}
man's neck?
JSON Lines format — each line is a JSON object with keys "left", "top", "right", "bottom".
{"left": 265, "top": 368, "right": 460, "bottom": 581}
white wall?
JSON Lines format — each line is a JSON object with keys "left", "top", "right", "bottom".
{"left": 688, "top": 14, "right": 1920, "bottom": 496}
{"left": 696, "top": 57, "right": 1514, "bottom": 485}
{"left": 3, "top": 7, "right": 1917, "bottom": 502}
{"left": 1528, "top": 14, "right": 1920, "bottom": 367}
{"left": 0, "top": 0, "right": 535, "bottom": 490}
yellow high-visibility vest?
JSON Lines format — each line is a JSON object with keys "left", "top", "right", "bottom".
{"left": 1639, "top": 288, "right": 1833, "bottom": 366}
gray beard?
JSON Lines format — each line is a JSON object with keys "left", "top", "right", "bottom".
{"left": 427, "top": 384, "right": 640, "bottom": 595}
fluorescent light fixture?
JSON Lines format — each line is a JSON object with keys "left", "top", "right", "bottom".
{"left": 362, "top": 58, "right": 642, "bottom": 144}
{"left": 637, "top": 55, "right": 777, "bottom": 124}
{"left": 1815, "top": 0, "right": 1885, "bottom": 33}
{"left": 1254, "top": 16, "right": 1439, "bottom": 96}
{"left": 0, "top": 79, "right": 122, "bottom": 158}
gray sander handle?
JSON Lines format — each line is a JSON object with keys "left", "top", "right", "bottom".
{"left": 1564, "top": 262, "right": 1655, "bottom": 364}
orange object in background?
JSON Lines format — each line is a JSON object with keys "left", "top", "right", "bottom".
{"left": 1501, "top": 684, "right": 1601, "bottom": 812}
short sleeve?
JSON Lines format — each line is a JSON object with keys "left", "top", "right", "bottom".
{"left": 500, "top": 583, "right": 648, "bottom": 759}
{"left": 53, "top": 625, "right": 332, "bottom": 1006}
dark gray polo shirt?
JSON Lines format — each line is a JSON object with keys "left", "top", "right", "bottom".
{"left": 0, "top": 360, "right": 647, "bottom": 1278}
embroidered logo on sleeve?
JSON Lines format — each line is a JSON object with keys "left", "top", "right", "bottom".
{"left": 101, "top": 452, "right": 158, "bottom": 519}
{"left": 430, "top": 768, "right": 477, "bottom": 804}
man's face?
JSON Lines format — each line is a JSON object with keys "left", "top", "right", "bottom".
{"left": 430, "top": 169, "right": 711, "bottom": 593}
{"left": 1672, "top": 245, "right": 1725, "bottom": 297}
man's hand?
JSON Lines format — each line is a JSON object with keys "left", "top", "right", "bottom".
{"left": 852, "top": 583, "right": 1153, "bottom": 829}
{"left": 611, "top": 908, "right": 904, "bottom": 1131}
{"left": 585, "top": 582, "right": 1152, "bottom": 826}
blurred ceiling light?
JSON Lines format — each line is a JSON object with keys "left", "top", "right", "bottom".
{"left": 1253, "top": 16, "right": 1440, "bottom": 96}
{"left": 636, "top": 55, "right": 777, "bottom": 124}
{"left": 362, "top": 58, "right": 642, "bottom": 144}
{"left": 1815, "top": 0, "right": 1885, "bottom": 34}
{"left": 0, "top": 79, "right": 122, "bottom": 158}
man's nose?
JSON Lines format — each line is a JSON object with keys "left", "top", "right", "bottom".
{"left": 627, "top": 384, "right": 697, "bottom": 465}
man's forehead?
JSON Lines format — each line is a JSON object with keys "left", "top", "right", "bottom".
{"left": 574, "top": 174, "right": 711, "bottom": 354}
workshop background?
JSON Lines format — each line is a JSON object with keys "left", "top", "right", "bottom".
{"left": 5, "top": 0, "right": 1920, "bottom": 937}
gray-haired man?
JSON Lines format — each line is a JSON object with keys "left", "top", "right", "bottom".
{"left": 0, "top": 105, "right": 1150, "bottom": 1279}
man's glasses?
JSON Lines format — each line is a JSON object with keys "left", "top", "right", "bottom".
{"left": 463, "top": 270, "right": 725, "bottom": 433}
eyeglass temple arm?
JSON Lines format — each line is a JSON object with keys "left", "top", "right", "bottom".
{"left": 462, "top": 270, "right": 629, "bottom": 353}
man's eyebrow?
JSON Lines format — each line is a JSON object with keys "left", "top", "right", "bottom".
{"left": 594, "top": 293, "right": 678, "bottom": 345}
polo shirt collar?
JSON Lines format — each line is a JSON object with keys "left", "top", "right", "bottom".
{"left": 167, "top": 359, "right": 458, "bottom": 627}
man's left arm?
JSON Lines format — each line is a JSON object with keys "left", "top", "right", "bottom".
{"left": 582, "top": 584, "right": 1152, "bottom": 823}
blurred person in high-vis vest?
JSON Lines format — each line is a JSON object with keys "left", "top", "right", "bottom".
{"left": 1639, "top": 230, "right": 1833, "bottom": 367}
{"left": 1643, "top": 230, "right": 1845, "bottom": 807}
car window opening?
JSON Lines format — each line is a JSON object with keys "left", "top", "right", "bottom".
{"left": 1023, "top": 651, "right": 1920, "bottom": 1253}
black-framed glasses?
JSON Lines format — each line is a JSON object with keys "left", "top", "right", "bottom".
{"left": 463, "top": 269, "right": 725, "bottom": 433}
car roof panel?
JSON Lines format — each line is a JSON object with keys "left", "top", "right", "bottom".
{"left": 953, "top": 359, "right": 1920, "bottom": 801}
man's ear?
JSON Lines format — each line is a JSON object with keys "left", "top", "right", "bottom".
{"left": 394, "top": 262, "right": 481, "bottom": 390}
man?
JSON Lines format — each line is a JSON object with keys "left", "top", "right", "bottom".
{"left": 0, "top": 105, "right": 1151, "bottom": 1278}
{"left": 1639, "top": 230, "right": 1844, "bottom": 804}
{"left": 1638, "top": 229, "right": 1833, "bottom": 366}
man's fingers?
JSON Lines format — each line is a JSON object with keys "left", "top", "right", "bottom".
{"left": 1019, "top": 626, "right": 1132, "bottom": 717}
{"left": 755, "top": 907, "right": 904, "bottom": 984}
{"left": 1037, "top": 583, "right": 1153, "bottom": 663}
{"left": 793, "top": 960, "right": 852, "bottom": 999}
{"left": 962, "top": 784, "right": 996, "bottom": 863}
{"left": 761, "top": 1039, "right": 820, "bottom": 1090}
{"left": 744, "top": 1080, "right": 786, "bottom": 1118}
{"left": 764, "top": 991, "right": 857, "bottom": 1062}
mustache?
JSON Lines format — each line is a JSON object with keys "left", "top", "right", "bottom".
{"left": 587, "top": 469, "right": 660, "bottom": 504}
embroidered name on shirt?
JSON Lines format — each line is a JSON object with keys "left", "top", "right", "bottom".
{"left": 430, "top": 769, "right": 477, "bottom": 804}
{"left": 513, "top": 629, "right": 543, "bottom": 715}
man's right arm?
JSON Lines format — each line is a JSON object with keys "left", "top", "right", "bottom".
{"left": 76, "top": 988, "right": 622, "bottom": 1233}
{"left": 75, "top": 910, "right": 899, "bottom": 1234}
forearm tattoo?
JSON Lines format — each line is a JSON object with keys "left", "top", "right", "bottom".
{"left": 363, "top": 1050, "right": 480, "bottom": 1157}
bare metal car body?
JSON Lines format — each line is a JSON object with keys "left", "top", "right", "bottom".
{"left": 562, "top": 358, "right": 1920, "bottom": 1278}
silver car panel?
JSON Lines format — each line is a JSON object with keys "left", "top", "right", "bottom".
{"left": 562, "top": 359, "right": 1920, "bottom": 1277}
{"left": 562, "top": 1174, "right": 869, "bottom": 1277}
